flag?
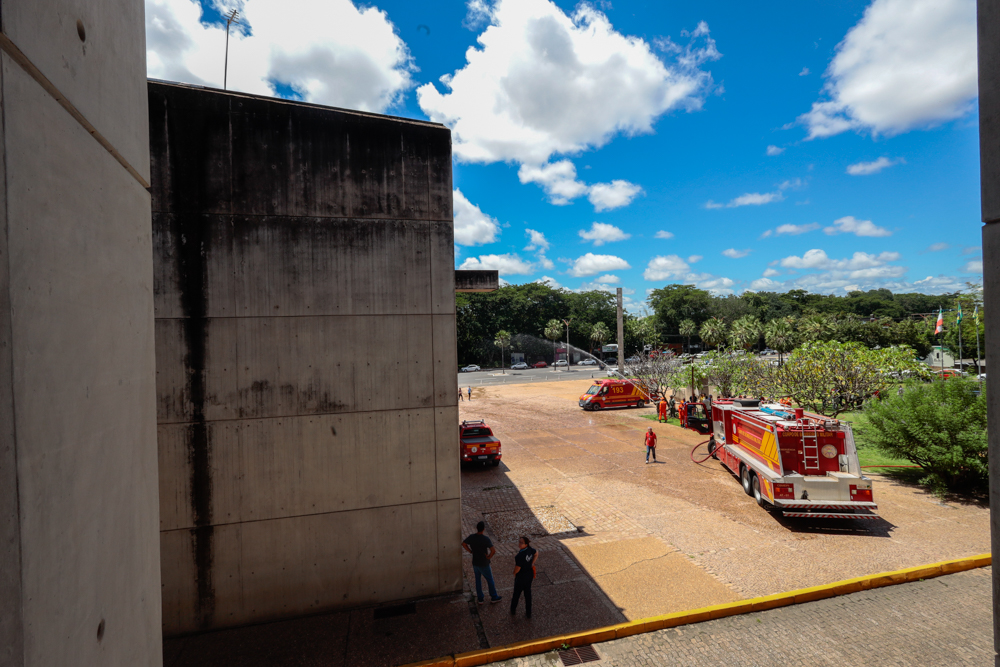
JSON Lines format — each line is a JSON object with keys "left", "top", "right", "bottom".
{"left": 935, "top": 308, "right": 943, "bottom": 334}
{"left": 956, "top": 304, "right": 963, "bottom": 324}
{"left": 974, "top": 305, "right": 979, "bottom": 326}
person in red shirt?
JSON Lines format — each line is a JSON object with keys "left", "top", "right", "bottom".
{"left": 645, "top": 427, "right": 657, "bottom": 463}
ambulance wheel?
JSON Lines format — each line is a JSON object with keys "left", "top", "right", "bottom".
{"left": 740, "top": 465, "right": 753, "bottom": 496}
{"left": 636, "top": 401, "right": 645, "bottom": 408}
{"left": 592, "top": 403, "right": 602, "bottom": 410}
{"left": 752, "top": 474, "right": 768, "bottom": 508}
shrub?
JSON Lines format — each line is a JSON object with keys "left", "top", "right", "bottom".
{"left": 858, "top": 378, "right": 987, "bottom": 495}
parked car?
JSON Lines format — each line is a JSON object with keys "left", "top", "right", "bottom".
{"left": 579, "top": 359, "right": 598, "bottom": 366}
{"left": 461, "top": 364, "right": 481, "bottom": 372}
{"left": 460, "top": 420, "right": 502, "bottom": 467}
{"left": 532, "top": 361, "right": 548, "bottom": 368}
{"left": 511, "top": 362, "right": 529, "bottom": 370}
{"left": 553, "top": 360, "right": 569, "bottom": 367}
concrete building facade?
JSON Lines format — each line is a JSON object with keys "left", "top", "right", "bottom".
{"left": 0, "top": 2, "right": 163, "bottom": 666}
{"left": 148, "top": 82, "right": 463, "bottom": 635}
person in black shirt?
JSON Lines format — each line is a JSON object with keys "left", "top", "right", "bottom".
{"left": 462, "top": 521, "right": 501, "bottom": 604}
{"left": 509, "top": 536, "right": 538, "bottom": 618}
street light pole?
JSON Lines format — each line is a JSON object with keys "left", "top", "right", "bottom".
{"left": 224, "top": 9, "right": 240, "bottom": 90}
{"left": 562, "top": 318, "right": 572, "bottom": 371}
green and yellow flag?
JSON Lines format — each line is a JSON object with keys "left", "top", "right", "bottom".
{"left": 957, "top": 304, "right": 963, "bottom": 324}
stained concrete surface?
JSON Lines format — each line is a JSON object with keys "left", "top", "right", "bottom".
{"left": 149, "top": 81, "right": 461, "bottom": 635}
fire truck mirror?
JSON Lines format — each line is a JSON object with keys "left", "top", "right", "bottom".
{"left": 838, "top": 454, "right": 849, "bottom": 472}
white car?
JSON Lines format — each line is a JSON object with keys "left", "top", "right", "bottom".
{"left": 461, "top": 365, "right": 481, "bottom": 372}
{"left": 579, "top": 359, "right": 598, "bottom": 366}
{"left": 511, "top": 362, "right": 529, "bottom": 370}
{"left": 553, "top": 360, "right": 569, "bottom": 367}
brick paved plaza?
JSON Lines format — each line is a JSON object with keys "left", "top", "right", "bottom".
{"left": 487, "top": 567, "right": 993, "bottom": 667}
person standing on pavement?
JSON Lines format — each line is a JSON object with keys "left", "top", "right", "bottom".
{"left": 658, "top": 396, "right": 667, "bottom": 423}
{"left": 510, "top": 536, "right": 538, "bottom": 618}
{"left": 468, "top": 386, "right": 472, "bottom": 401}
{"left": 644, "top": 427, "right": 657, "bottom": 463}
{"left": 462, "top": 521, "right": 502, "bottom": 604}
{"left": 459, "top": 385, "right": 464, "bottom": 401}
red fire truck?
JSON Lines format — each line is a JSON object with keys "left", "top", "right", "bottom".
{"left": 681, "top": 399, "right": 877, "bottom": 519}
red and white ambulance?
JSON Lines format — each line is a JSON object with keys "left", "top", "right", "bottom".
{"left": 682, "top": 398, "right": 877, "bottom": 519}
{"left": 579, "top": 378, "right": 652, "bottom": 410}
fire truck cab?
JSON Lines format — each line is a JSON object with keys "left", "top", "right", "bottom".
{"left": 684, "top": 399, "right": 878, "bottom": 519}
{"left": 579, "top": 378, "right": 651, "bottom": 410}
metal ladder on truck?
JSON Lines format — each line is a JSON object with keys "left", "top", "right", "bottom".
{"left": 801, "top": 429, "right": 821, "bottom": 473}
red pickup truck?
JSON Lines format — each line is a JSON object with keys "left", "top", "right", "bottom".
{"left": 460, "top": 420, "right": 502, "bottom": 466}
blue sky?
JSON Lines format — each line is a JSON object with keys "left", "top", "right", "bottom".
{"left": 148, "top": 0, "right": 983, "bottom": 311}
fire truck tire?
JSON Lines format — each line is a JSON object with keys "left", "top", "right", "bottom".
{"left": 751, "top": 474, "right": 768, "bottom": 508}
{"left": 636, "top": 400, "right": 645, "bottom": 408}
{"left": 740, "top": 465, "right": 753, "bottom": 496}
{"left": 592, "top": 403, "right": 602, "bottom": 410}
{"left": 707, "top": 439, "right": 718, "bottom": 460}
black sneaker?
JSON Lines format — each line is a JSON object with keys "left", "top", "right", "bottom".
{"left": 490, "top": 596, "right": 502, "bottom": 603}
{"left": 477, "top": 598, "right": 484, "bottom": 605}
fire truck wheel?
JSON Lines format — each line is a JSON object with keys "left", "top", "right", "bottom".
{"left": 636, "top": 400, "right": 645, "bottom": 408}
{"left": 707, "top": 440, "right": 718, "bottom": 460}
{"left": 740, "top": 465, "right": 753, "bottom": 496}
{"left": 591, "top": 403, "right": 602, "bottom": 410}
{"left": 751, "top": 474, "right": 768, "bottom": 508}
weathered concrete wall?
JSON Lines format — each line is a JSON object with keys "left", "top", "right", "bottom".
{"left": 456, "top": 270, "right": 500, "bottom": 292}
{"left": 0, "top": 2, "right": 161, "bottom": 666}
{"left": 148, "top": 82, "right": 462, "bottom": 635}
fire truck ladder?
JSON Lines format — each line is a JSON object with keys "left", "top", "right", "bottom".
{"left": 801, "top": 429, "right": 821, "bottom": 473}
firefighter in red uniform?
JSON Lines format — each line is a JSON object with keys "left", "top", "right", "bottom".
{"left": 644, "top": 427, "right": 657, "bottom": 463}
{"left": 657, "top": 396, "right": 667, "bottom": 423}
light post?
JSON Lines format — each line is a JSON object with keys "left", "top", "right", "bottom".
{"left": 224, "top": 9, "right": 240, "bottom": 90}
{"left": 562, "top": 318, "right": 572, "bottom": 371}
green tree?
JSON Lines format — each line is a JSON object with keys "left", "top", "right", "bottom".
{"left": 678, "top": 319, "right": 697, "bottom": 353}
{"left": 494, "top": 329, "right": 511, "bottom": 373}
{"left": 544, "top": 319, "right": 563, "bottom": 367}
{"left": 590, "top": 321, "right": 611, "bottom": 356}
{"left": 764, "top": 318, "right": 796, "bottom": 365}
{"left": 648, "top": 285, "right": 713, "bottom": 335}
{"left": 729, "top": 315, "right": 763, "bottom": 351}
{"left": 858, "top": 378, "right": 987, "bottom": 495}
{"left": 699, "top": 317, "right": 728, "bottom": 350}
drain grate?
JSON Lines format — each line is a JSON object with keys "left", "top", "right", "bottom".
{"left": 373, "top": 602, "right": 416, "bottom": 619}
{"left": 559, "top": 645, "right": 600, "bottom": 665}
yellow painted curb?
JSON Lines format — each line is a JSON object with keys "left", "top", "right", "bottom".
{"left": 398, "top": 553, "right": 990, "bottom": 667}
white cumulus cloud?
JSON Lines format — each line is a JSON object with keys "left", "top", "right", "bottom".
{"left": 459, "top": 253, "right": 535, "bottom": 275}
{"left": 567, "top": 253, "right": 631, "bottom": 277}
{"left": 762, "top": 268, "right": 781, "bottom": 277}
{"left": 453, "top": 189, "right": 500, "bottom": 246}
{"left": 846, "top": 157, "right": 903, "bottom": 175}
{"left": 417, "top": 1, "right": 720, "bottom": 164}
{"left": 535, "top": 275, "right": 563, "bottom": 288}
{"left": 705, "top": 191, "right": 783, "bottom": 209}
{"left": 579, "top": 222, "right": 631, "bottom": 246}
{"left": 779, "top": 249, "right": 901, "bottom": 271}
{"left": 524, "top": 228, "right": 550, "bottom": 251}
{"left": 595, "top": 274, "right": 620, "bottom": 284}
{"left": 824, "top": 215, "right": 892, "bottom": 237}
{"left": 145, "top": 0, "right": 414, "bottom": 112}
{"left": 963, "top": 260, "right": 984, "bottom": 273}
{"left": 643, "top": 255, "right": 690, "bottom": 281}
{"left": 766, "top": 145, "right": 784, "bottom": 156}
{"left": 588, "top": 180, "right": 644, "bottom": 211}
{"left": 654, "top": 230, "right": 675, "bottom": 239}
{"left": 722, "top": 248, "right": 751, "bottom": 259}
{"left": 927, "top": 242, "right": 950, "bottom": 252}
{"left": 799, "top": 0, "right": 977, "bottom": 139}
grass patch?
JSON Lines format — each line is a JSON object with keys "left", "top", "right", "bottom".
{"left": 641, "top": 414, "right": 683, "bottom": 427}
{"left": 838, "top": 410, "right": 920, "bottom": 471}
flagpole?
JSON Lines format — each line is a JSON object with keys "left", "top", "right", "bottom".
{"left": 976, "top": 306, "right": 983, "bottom": 387}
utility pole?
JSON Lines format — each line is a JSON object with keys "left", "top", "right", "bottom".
{"left": 224, "top": 9, "right": 241, "bottom": 90}
{"left": 616, "top": 288, "right": 624, "bottom": 372}
{"left": 562, "top": 319, "right": 572, "bottom": 371}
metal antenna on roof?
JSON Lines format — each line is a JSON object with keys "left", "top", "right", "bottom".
{"left": 224, "top": 9, "right": 241, "bottom": 90}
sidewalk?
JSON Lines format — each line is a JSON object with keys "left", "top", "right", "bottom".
{"left": 487, "top": 567, "right": 994, "bottom": 667}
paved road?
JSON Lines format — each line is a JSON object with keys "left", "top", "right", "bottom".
{"left": 457, "top": 366, "right": 613, "bottom": 387}
{"left": 488, "top": 567, "right": 994, "bottom": 667}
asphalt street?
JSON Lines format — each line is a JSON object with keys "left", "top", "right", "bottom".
{"left": 457, "top": 366, "right": 614, "bottom": 387}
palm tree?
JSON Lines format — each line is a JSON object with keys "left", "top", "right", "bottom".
{"left": 699, "top": 317, "right": 728, "bottom": 350}
{"left": 494, "top": 329, "right": 511, "bottom": 374}
{"left": 729, "top": 316, "right": 762, "bottom": 351}
{"left": 764, "top": 319, "right": 795, "bottom": 365}
{"left": 799, "top": 314, "right": 830, "bottom": 342}
{"left": 590, "top": 322, "right": 611, "bottom": 358}
{"left": 544, "top": 319, "right": 563, "bottom": 367}
{"left": 678, "top": 319, "right": 696, "bottom": 353}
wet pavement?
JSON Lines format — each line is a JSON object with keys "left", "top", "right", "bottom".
{"left": 164, "top": 380, "right": 991, "bottom": 666}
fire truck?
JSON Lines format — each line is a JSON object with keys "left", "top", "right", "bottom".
{"left": 579, "top": 378, "right": 652, "bottom": 410}
{"left": 681, "top": 399, "right": 877, "bottom": 519}
{"left": 460, "top": 420, "right": 502, "bottom": 466}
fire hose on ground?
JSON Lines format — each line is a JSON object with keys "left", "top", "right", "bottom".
{"left": 690, "top": 438, "right": 717, "bottom": 464}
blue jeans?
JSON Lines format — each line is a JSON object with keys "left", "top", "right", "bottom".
{"left": 473, "top": 564, "right": 499, "bottom": 601}
{"left": 646, "top": 446, "right": 656, "bottom": 461}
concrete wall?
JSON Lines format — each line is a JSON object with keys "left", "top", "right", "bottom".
{"left": 0, "top": 2, "right": 162, "bottom": 666}
{"left": 148, "top": 82, "right": 462, "bottom": 635}
{"left": 977, "top": 3, "right": 1000, "bottom": 665}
